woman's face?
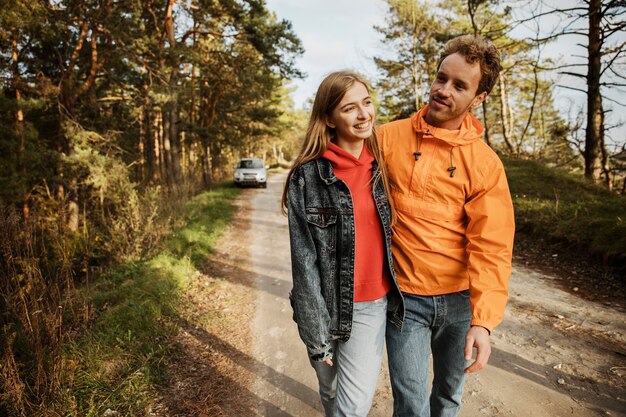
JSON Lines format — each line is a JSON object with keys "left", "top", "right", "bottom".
{"left": 327, "top": 82, "right": 375, "bottom": 146}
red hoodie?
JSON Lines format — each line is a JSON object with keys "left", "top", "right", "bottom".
{"left": 322, "top": 142, "right": 391, "bottom": 302}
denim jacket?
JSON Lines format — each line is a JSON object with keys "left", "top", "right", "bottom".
{"left": 287, "top": 157, "right": 405, "bottom": 361}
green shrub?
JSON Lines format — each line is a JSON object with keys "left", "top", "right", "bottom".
{"left": 505, "top": 157, "right": 626, "bottom": 264}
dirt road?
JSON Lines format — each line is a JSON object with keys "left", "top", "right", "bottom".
{"left": 244, "top": 172, "right": 625, "bottom": 417}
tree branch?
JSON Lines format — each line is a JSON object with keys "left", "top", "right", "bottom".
{"left": 601, "top": 81, "right": 626, "bottom": 87}
{"left": 530, "top": 30, "right": 588, "bottom": 43}
{"left": 608, "top": 66, "right": 626, "bottom": 81}
{"left": 65, "top": 19, "right": 89, "bottom": 75}
{"left": 559, "top": 71, "right": 586, "bottom": 79}
{"left": 601, "top": 50, "right": 625, "bottom": 76}
{"left": 603, "top": 24, "right": 626, "bottom": 39}
{"left": 602, "top": 95, "right": 626, "bottom": 107}
{"left": 602, "top": 1, "right": 626, "bottom": 16}
{"left": 556, "top": 84, "right": 587, "bottom": 94}
{"left": 181, "top": 29, "right": 241, "bottom": 44}
{"left": 519, "top": 66, "right": 539, "bottom": 145}
{"left": 535, "top": 62, "right": 587, "bottom": 71}
{"left": 601, "top": 41, "right": 626, "bottom": 57}
{"left": 75, "top": 27, "right": 102, "bottom": 99}
{"left": 514, "top": 6, "right": 588, "bottom": 25}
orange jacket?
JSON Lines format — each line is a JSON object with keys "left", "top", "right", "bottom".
{"left": 378, "top": 106, "right": 515, "bottom": 331}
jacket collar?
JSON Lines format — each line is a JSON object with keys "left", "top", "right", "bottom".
{"left": 411, "top": 105, "right": 483, "bottom": 146}
{"left": 315, "top": 158, "right": 339, "bottom": 185}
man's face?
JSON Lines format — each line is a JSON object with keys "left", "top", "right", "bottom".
{"left": 425, "top": 52, "right": 487, "bottom": 130}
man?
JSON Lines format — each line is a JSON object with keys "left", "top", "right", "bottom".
{"left": 378, "top": 35, "right": 515, "bottom": 417}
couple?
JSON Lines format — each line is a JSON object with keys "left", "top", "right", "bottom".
{"left": 283, "top": 35, "right": 515, "bottom": 417}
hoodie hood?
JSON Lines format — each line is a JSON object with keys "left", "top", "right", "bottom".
{"left": 322, "top": 142, "right": 374, "bottom": 171}
{"left": 411, "top": 104, "right": 484, "bottom": 147}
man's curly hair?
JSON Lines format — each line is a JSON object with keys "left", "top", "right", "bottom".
{"left": 438, "top": 35, "right": 502, "bottom": 95}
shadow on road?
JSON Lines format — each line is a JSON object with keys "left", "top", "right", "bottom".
{"left": 490, "top": 347, "right": 626, "bottom": 414}
{"left": 171, "top": 317, "right": 320, "bottom": 416}
{"left": 204, "top": 256, "right": 291, "bottom": 300}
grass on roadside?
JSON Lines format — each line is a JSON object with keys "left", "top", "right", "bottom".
{"left": 56, "top": 184, "right": 240, "bottom": 416}
{"left": 504, "top": 158, "right": 626, "bottom": 265}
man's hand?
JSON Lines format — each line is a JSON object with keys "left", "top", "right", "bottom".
{"left": 464, "top": 326, "right": 491, "bottom": 373}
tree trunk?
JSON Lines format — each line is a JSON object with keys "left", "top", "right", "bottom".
{"left": 466, "top": 0, "right": 497, "bottom": 148}
{"left": 164, "top": 0, "right": 176, "bottom": 47}
{"left": 163, "top": 0, "right": 182, "bottom": 186}
{"left": 201, "top": 143, "right": 213, "bottom": 189}
{"left": 67, "top": 179, "right": 79, "bottom": 232}
{"left": 161, "top": 109, "right": 174, "bottom": 187}
{"left": 168, "top": 94, "right": 182, "bottom": 184}
{"left": 584, "top": 0, "right": 604, "bottom": 183}
{"left": 498, "top": 73, "right": 514, "bottom": 152}
{"left": 411, "top": 6, "right": 421, "bottom": 112}
{"left": 599, "top": 115, "right": 612, "bottom": 190}
{"left": 154, "top": 111, "right": 165, "bottom": 184}
{"left": 143, "top": 106, "right": 157, "bottom": 184}
{"left": 480, "top": 100, "right": 491, "bottom": 147}
{"left": 518, "top": 66, "right": 540, "bottom": 154}
{"left": 57, "top": 24, "right": 104, "bottom": 231}
{"left": 188, "top": 61, "right": 197, "bottom": 184}
{"left": 138, "top": 107, "right": 146, "bottom": 183}
{"left": 209, "top": 141, "right": 222, "bottom": 182}
{"left": 11, "top": 35, "right": 29, "bottom": 220}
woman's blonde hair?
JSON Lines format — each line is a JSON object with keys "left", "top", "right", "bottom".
{"left": 281, "top": 70, "right": 396, "bottom": 224}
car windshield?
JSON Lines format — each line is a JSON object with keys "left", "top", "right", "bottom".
{"left": 238, "top": 159, "right": 263, "bottom": 169}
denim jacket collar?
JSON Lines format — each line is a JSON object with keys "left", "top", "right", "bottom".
{"left": 315, "top": 158, "right": 338, "bottom": 185}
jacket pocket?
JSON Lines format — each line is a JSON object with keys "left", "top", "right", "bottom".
{"left": 305, "top": 208, "right": 338, "bottom": 227}
{"left": 393, "top": 192, "right": 464, "bottom": 222}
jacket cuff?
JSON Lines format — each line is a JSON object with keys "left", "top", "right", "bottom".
{"left": 309, "top": 346, "right": 333, "bottom": 362}
{"left": 470, "top": 319, "right": 494, "bottom": 334}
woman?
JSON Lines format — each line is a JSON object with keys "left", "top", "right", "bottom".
{"left": 281, "top": 71, "right": 404, "bottom": 417}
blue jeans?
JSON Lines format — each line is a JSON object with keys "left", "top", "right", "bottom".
{"left": 386, "top": 291, "right": 471, "bottom": 417}
{"left": 310, "top": 296, "right": 388, "bottom": 417}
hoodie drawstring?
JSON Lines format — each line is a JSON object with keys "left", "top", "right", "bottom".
{"left": 417, "top": 130, "right": 457, "bottom": 178}
{"left": 447, "top": 147, "right": 457, "bottom": 178}
{"left": 413, "top": 131, "right": 424, "bottom": 161}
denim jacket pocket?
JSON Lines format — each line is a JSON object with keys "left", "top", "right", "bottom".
{"left": 305, "top": 208, "right": 338, "bottom": 227}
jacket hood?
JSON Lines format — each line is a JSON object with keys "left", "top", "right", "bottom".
{"left": 411, "top": 105, "right": 483, "bottom": 146}
{"left": 322, "top": 142, "right": 374, "bottom": 170}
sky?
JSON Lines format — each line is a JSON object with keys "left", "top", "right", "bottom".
{"left": 264, "top": 0, "right": 625, "bottom": 146}
{"left": 265, "top": 0, "right": 387, "bottom": 107}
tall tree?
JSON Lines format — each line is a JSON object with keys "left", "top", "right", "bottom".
{"left": 434, "top": 0, "right": 569, "bottom": 160}
{"left": 374, "top": 0, "right": 444, "bottom": 122}
{"left": 519, "top": 0, "right": 626, "bottom": 186}
{"left": 465, "top": 0, "right": 506, "bottom": 146}
{"left": 0, "top": 0, "right": 49, "bottom": 217}
{"left": 0, "top": 1, "right": 304, "bottom": 412}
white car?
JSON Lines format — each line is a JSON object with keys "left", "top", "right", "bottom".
{"left": 233, "top": 158, "right": 268, "bottom": 188}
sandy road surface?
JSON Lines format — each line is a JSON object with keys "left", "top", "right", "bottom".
{"left": 241, "top": 171, "right": 626, "bottom": 417}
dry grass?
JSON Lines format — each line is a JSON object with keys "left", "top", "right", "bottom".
{"left": 0, "top": 182, "right": 241, "bottom": 416}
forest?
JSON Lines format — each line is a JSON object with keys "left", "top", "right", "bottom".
{"left": 0, "top": 0, "right": 624, "bottom": 415}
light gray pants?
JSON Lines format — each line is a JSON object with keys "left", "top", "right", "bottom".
{"left": 310, "top": 296, "right": 388, "bottom": 417}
